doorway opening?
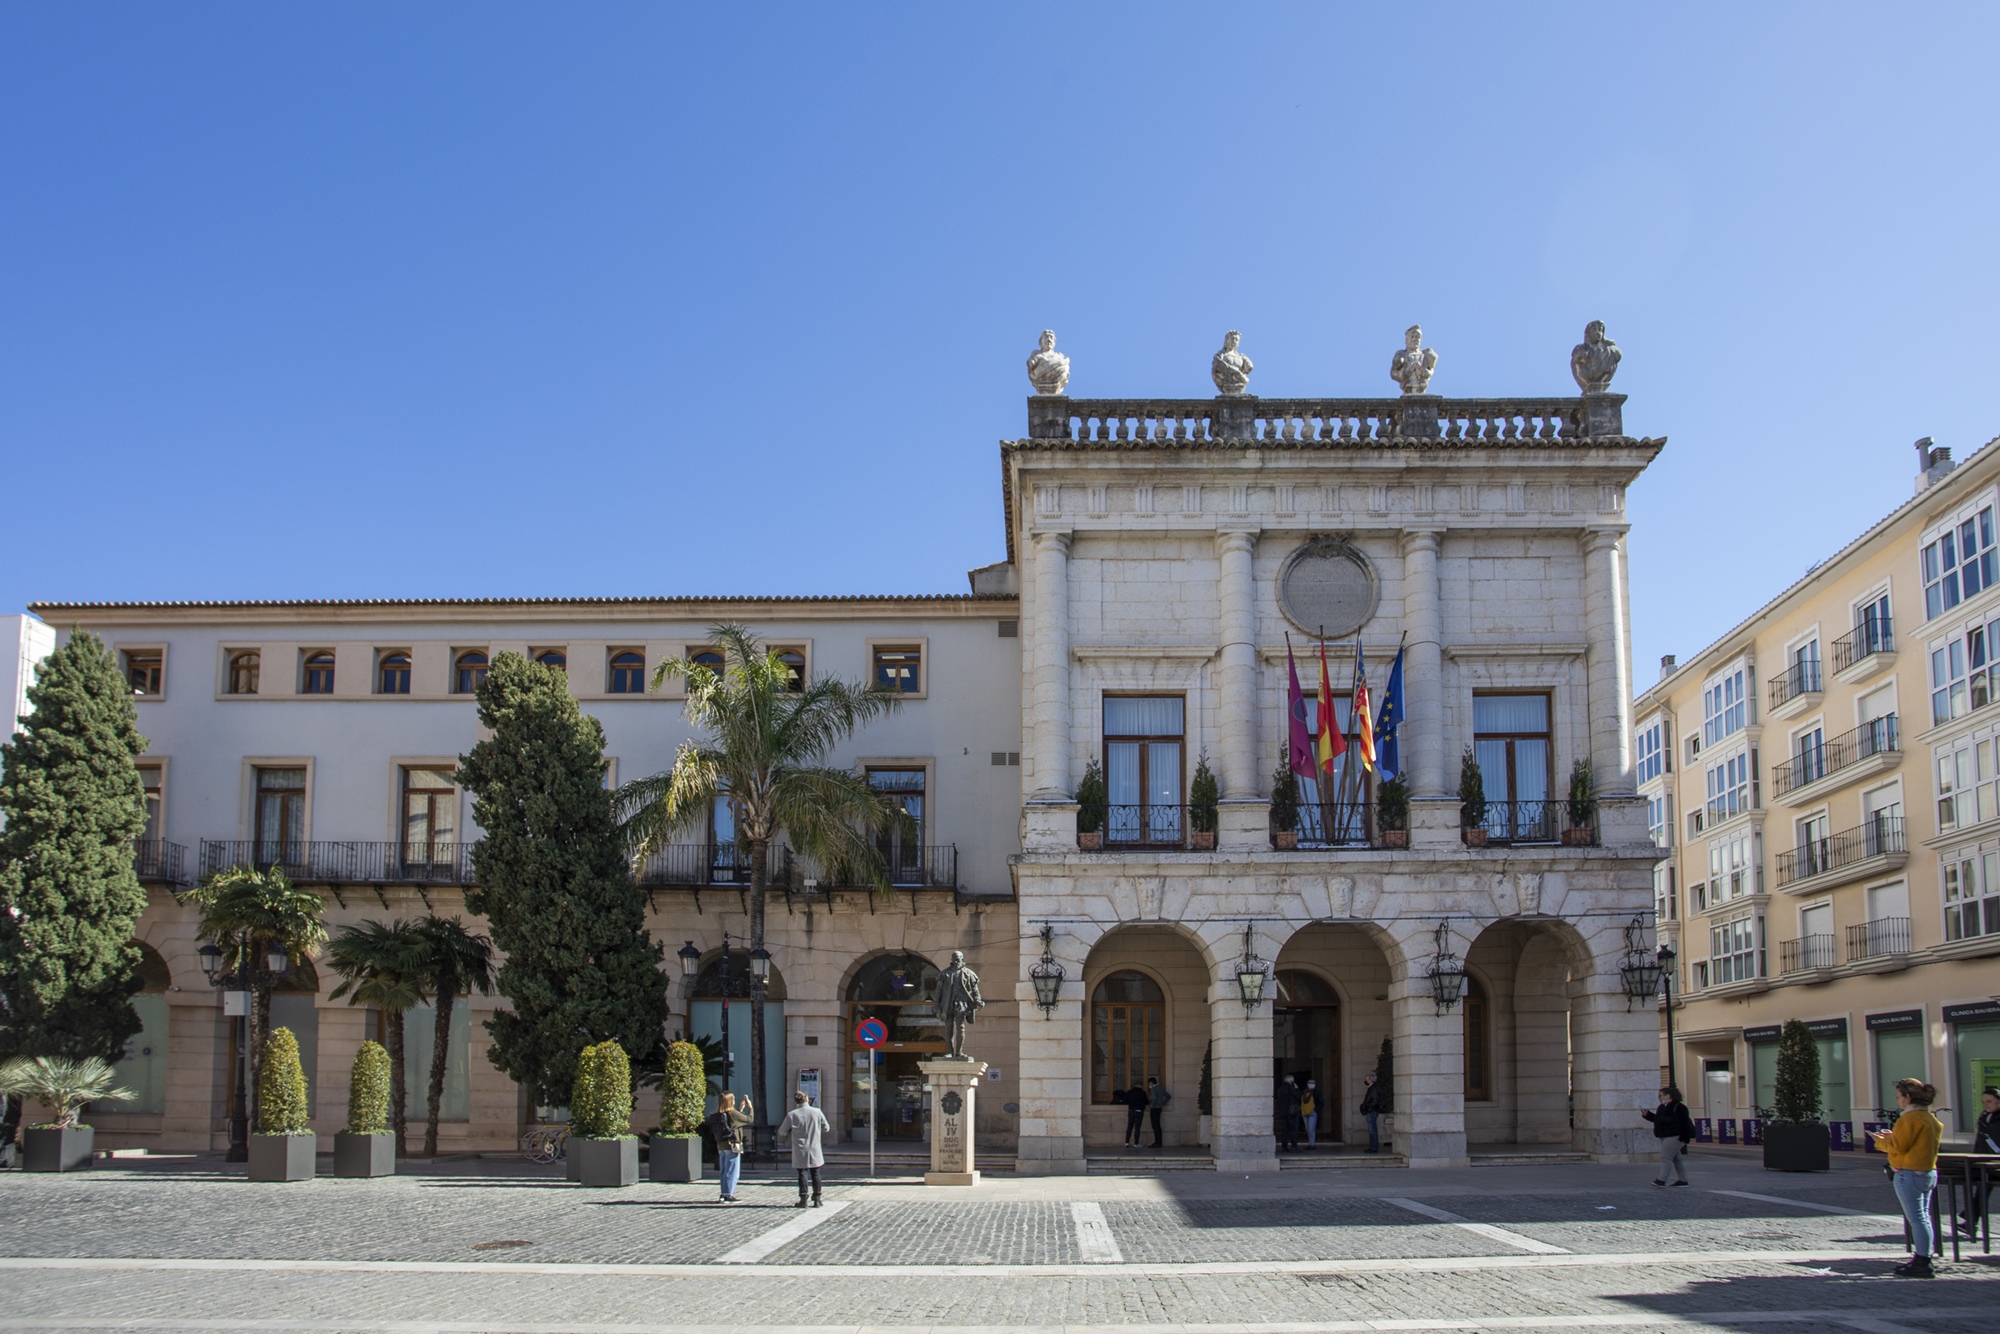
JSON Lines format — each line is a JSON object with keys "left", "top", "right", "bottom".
{"left": 1272, "top": 969, "right": 1341, "bottom": 1143}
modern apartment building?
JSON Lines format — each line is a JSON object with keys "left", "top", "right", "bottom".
{"left": 27, "top": 328, "right": 1668, "bottom": 1170}
{"left": 1636, "top": 436, "right": 2000, "bottom": 1146}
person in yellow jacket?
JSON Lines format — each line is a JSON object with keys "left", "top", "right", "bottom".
{"left": 1870, "top": 1078, "right": 1945, "bottom": 1278}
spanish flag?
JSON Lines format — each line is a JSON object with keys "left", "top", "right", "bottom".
{"left": 1351, "top": 643, "right": 1378, "bottom": 773}
{"left": 1316, "top": 640, "right": 1345, "bottom": 776}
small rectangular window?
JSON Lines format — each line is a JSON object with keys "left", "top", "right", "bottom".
{"left": 124, "top": 651, "right": 163, "bottom": 697}
{"left": 873, "top": 645, "right": 922, "bottom": 693}
{"left": 137, "top": 764, "right": 164, "bottom": 845}
{"left": 997, "top": 620, "right": 1018, "bottom": 638}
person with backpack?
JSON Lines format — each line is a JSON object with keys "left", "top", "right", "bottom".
{"left": 1278, "top": 1074, "right": 1303, "bottom": 1153}
{"left": 707, "top": 1091, "right": 754, "bottom": 1203}
{"left": 1146, "top": 1076, "right": 1171, "bottom": 1148}
{"left": 777, "top": 1089, "right": 831, "bottom": 1208}
{"left": 1874, "top": 1078, "right": 1945, "bottom": 1277}
{"left": 1642, "top": 1085, "right": 1695, "bottom": 1186}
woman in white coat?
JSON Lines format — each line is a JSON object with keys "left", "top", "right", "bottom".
{"left": 777, "top": 1090, "right": 832, "bottom": 1208}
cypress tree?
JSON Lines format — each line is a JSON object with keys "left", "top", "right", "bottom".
{"left": 458, "top": 653, "right": 666, "bottom": 1108}
{"left": 0, "top": 629, "right": 150, "bottom": 1066}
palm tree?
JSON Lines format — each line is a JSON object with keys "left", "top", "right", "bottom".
{"left": 184, "top": 865, "right": 328, "bottom": 1127}
{"left": 616, "top": 622, "right": 902, "bottom": 1150}
{"left": 413, "top": 915, "right": 493, "bottom": 1157}
{"left": 0, "top": 1056, "right": 132, "bottom": 1128}
{"left": 326, "top": 919, "right": 429, "bottom": 1155}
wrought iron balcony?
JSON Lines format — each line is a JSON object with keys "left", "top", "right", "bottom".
{"left": 1847, "top": 917, "right": 1911, "bottom": 961}
{"left": 1779, "top": 934, "right": 1838, "bottom": 973}
{"left": 1767, "top": 659, "right": 1823, "bottom": 711}
{"left": 1463, "top": 799, "right": 1562, "bottom": 845}
{"left": 1271, "top": 800, "right": 1398, "bottom": 849}
{"left": 197, "top": 840, "right": 475, "bottom": 886}
{"left": 1772, "top": 816, "right": 1906, "bottom": 888}
{"left": 133, "top": 839, "right": 191, "bottom": 886}
{"left": 1076, "top": 804, "right": 1223, "bottom": 850}
{"left": 1771, "top": 716, "right": 1899, "bottom": 797}
{"left": 634, "top": 845, "right": 754, "bottom": 887}
{"left": 1832, "top": 618, "right": 1894, "bottom": 674}
{"left": 635, "top": 843, "right": 959, "bottom": 890}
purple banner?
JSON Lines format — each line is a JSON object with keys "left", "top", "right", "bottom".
{"left": 1693, "top": 1117, "right": 1713, "bottom": 1143}
{"left": 1718, "top": 1118, "right": 1737, "bottom": 1144}
{"left": 1862, "top": 1121, "right": 1888, "bottom": 1152}
{"left": 1830, "top": 1121, "right": 1854, "bottom": 1151}
{"left": 1743, "top": 1118, "right": 1763, "bottom": 1145}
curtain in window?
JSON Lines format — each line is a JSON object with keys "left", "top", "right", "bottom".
{"left": 1104, "top": 696, "right": 1184, "bottom": 735}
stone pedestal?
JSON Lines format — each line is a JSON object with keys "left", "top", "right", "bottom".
{"left": 919, "top": 1058, "right": 987, "bottom": 1186}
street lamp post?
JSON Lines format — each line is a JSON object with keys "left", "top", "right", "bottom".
{"left": 198, "top": 934, "right": 290, "bottom": 1163}
{"left": 1657, "top": 943, "right": 1678, "bottom": 1090}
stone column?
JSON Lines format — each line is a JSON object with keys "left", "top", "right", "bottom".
{"left": 1215, "top": 530, "right": 1259, "bottom": 799}
{"left": 1210, "top": 926, "right": 1278, "bottom": 1173}
{"left": 1399, "top": 528, "right": 1446, "bottom": 800}
{"left": 1582, "top": 526, "right": 1635, "bottom": 797}
{"left": 1026, "top": 530, "right": 1074, "bottom": 801}
{"left": 1013, "top": 922, "right": 1086, "bottom": 1174}
{"left": 1567, "top": 956, "right": 1656, "bottom": 1161}
{"left": 1387, "top": 921, "right": 1468, "bottom": 1167}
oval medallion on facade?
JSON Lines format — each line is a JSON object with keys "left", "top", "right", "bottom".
{"left": 1278, "top": 537, "right": 1378, "bottom": 638}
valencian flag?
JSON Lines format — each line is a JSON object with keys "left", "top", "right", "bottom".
{"left": 1285, "top": 639, "right": 1317, "bottom": 780}
{"left": 1316, "top": 639, "right": 1346, "bottom": 775}
{"left": 1375, "top": 647, "right": 1406, "bottom": 782}
{"left": 1351, "top": 644, "right": 1378, "bottom": 773}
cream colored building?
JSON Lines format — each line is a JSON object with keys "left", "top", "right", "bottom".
{"left": 31, "top": 330, "right": 1671, "bottom": 1171}
{"left": 1637, "top": 435, "right": 2000, "bottom": 1146}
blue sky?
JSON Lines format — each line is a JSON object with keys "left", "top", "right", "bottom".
{"left": 4, "top": 5, "right": 1997, "bottom": 683}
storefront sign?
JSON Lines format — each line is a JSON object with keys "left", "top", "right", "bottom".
{"left": 1743, "top": 1025, "right": 1782, "bottom": 1044}
{"left": 1866, "top": 1009, "right": 1925, "bottom": 1031}
{"left": 1943, "top": 1000, "right": 2000, "bottom": 1026}
{"left": 1804, "top": 1017, "right": 1848, "bottom": 1039}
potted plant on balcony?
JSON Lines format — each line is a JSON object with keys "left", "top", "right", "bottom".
{"left": 0, "top": 1056, "right": 131, "bottom": 1173}
{"left": 569, "top": 1039, "right": 639, "bottom": 1187}
{"left": 1189, "top": 751, "right": 1219, "bottom": 851}
{"left": 335, "top": 1040, "right": 395, "bottom": 1178}
{"left": 1270, "top": 750, "right": 1300, "bottom": 850}
{"left": 1761, "top": 1019, "right": 1830, "bottom": 1172}
{"left": 1563, "top": 757, "right": 1597, "bottom": 845}
{"left": 249, "top": 1026, "right": 316, "bottom": 1181}
{"left": 1377, "top": 777, "right": 1410, "bottom": 849}
{"left": 1075, "top": 760, "right": 1107, "bottom": 851}
{"left": 1459, "top": 748, "right": 1489, "bottom": 847}
{"left": 648, "top": 1039, "right": 705, "bottom": 1182}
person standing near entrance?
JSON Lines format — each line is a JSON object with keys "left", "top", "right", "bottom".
{"left": 709, "top": 1091, "right": 754, "bottom": 1203}
{"left": 778, "top": 1089, "right": 831, "bottom": 1208}
{"left": 1360, "top": 1073, "right": 1383, "bottom": 1153}
{"left": 1961, "top": 1087, "right": 2000, "bottom": 1233}
{"left": 1873, "top": 1078, "right": 1945, "bottom": 1277}
{"left": 1123, "top": 1080, "right": 1148, "bottom": 1147}
{"left": 1301, "top": 1080, "right": 1320, "bottom": 1148}
{"left": 1642, "top": 1085, "right": 1695, "bottom": 1185}
{"left": 1147, "top": 1076, "right": 1171, "bottom": 1148}
{"left": 1279, "top": 1074, "right": 1304, "bottom": 1152}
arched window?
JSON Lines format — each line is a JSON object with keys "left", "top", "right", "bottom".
{"left": 534, "top": 649, "right": 567, "bottom": 671}
{"left": 689, "top": 648, "right": 724, "bottom": 673}
{"left": 609, "top": 650, "right": 645, "bottom": 694}
{"left": 846, "top": 952, "right": 941, "bottom": 1005}
{"left": 302, "top": 651, "right": 335, "bottom": 695}
{"left": 776, "top": 649, "right": 805, "bottom": 691}
{"left": 843, "top": 952, "right": 943, "bottom": 1143}
{"left": 378, "top": 651, "right": 412, "bottom": 695}
{"left": 1464, "top": 974, "right": 1491, "bottom": 1101}
{"left": 453, "top": 651, "right": 489, "bottom": 694}
{"left": 1091, "top": 970, "right": 1165, "bottom": 1103}
{"left": 228, "top": 651, "right": 260, "bottom": 696}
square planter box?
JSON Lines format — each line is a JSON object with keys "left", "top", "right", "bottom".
{"left": 1762, "top": 1121, "right": 1831, "bottom": 1172}
{"left": 571, "top": 1136, "right": 639, "bottom": 1187}
{"left": 1379, "top": 830, "right": 1409, "bottom": 849}
{"left": 334, "top": 1131, "right": 396, "bottom": 1178}
{"left": 1189, "top": 831, "right": 1217, "bottom": 851}
{"left": 649, "top": 1134, "right": 703, "bottom": 1182}
{"left": 1462, "top": 828, "right": 1489, "bottom": 847}
{"left": 1561, "top": 827, "right": 1595, "bottom": 846}
{"left": 249, "top": 1132, "right": 317, "bottom": 1182}
{"left": 1272, "top": 830, "right": 1298, "bottom": 850}
{"left": 1077, "top": 832, "right": 1103, "bottom": 851}
{"left": 22, "top": 1125, "right": 93, "bottom": 1173}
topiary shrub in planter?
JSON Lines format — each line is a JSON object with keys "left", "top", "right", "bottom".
{"left": 1762, "top": 1019, "right": 1830, "bottom": 1172}
{"left": 250, "top": 1027, "right": 316, "bottom": 1182}
{"left": 336, "top": 1040, "right": 395, "bottom": 1179}
{"left": 649, "top": 1039, "right": 705, "bottom": 1182}
{"left": 1075, "top": 761, "right": 1107, "bottom": 850}
{"left": 1377, "top": 777, "right": 1410, "bottom": 849}
{"left": 1562, "top": 757, "right": 1598, "bottom": 845}
{"left": 0, "top": 1056, "right": 131, "bottom": 1174}
{"left": 1189, "top": 751, "right": 1219, "bottom": 850}
{"left": 1270, "top": 750, "right": 1301, "bottom": 850}
{"left": 570, "top": 1040, "right": 638, "bottom": 1187}
{"left": 1458, "top": 748, "right": 1488, "bottom": 846}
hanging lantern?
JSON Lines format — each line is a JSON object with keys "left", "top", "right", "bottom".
{"left": 1235, "top": 924, "right": 1269, "bottom": 1010}
{"left": 197, "top": 942, "right": 223, "bottom": 981}
{"left": 748, "top": 946, "right": 772, "bottom": 981}
{"left": 1029, "top": 925, "right": 1065, "bottom": 1013}
{"left": 264, "top": 943, "right": 290, "bottom": 977}
{"left": 677, "top": 940, "right": 702, "bottom": 978}
{"left": 1619, "top": 916, "right": 1663, "bottom": 1009}
{"left": 1425, "top": 921, "right": 1466, "bottom": 1012}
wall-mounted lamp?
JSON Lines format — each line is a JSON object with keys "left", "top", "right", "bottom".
{"left": 1030, "top": 924, "right": 1065, "bottom": 1014}
{"left": 1619, "top": 916, "right": 1663, "bottom": 1010}
{"left": 1235, "top": 924, "right": 1269, "bottom": 1010}
{"left": 1425, "top": 921, "right": 1466, "bottom": 1013}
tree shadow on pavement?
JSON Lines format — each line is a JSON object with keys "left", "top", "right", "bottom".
{"left": 1608, "top": 1261, "right": 1999, "bottom": 1332}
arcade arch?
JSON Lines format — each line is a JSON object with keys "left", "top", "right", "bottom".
{"left": 1272, "top": 922, "right": 1396, "bottom": 1147}
{"left": 1080, "top": 925, "right": 1208, "bottom": 1150}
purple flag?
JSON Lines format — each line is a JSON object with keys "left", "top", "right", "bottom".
{"left": 1286, "top": 639, "right": 1316, "bottom": 779}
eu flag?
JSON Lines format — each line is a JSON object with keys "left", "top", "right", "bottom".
{"left": 1375, "top": 648, "right": 1406, "bottom": 782}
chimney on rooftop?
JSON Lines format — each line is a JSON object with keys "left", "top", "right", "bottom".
{"left": 1660, "top": 653, "right": 1677, "bottom": 680}
{"left": 1916, "top": 436, "right": 1955, "bottom": 493}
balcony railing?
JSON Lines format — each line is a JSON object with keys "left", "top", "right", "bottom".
{"left": 1464, "top": 799, "right": 1561, "bottom": 845}
{"left": 1273, "top": 800, "right": 1387, "bottom": 849}
{"left": 198, "top": 840, "right": 475, "bottom": 885}
{"left": 133, "top": 839, "right": 191, "bottom": 886}
{"left": 1832, "top": 618, "right": 1894, "bottom": 674}
{"left": 1025, "top": 395, "right": 1621, "bottom": 445}
{"left": 1772, "top": 816, "right": 1906, "bottom": 887}
{"left": 1076, "top": 804, "right": 1218, "bottom": 849}
{"left": 1767, "top": 659, "right": 1823, "bottom": 710}
{"left": 1847, "top": 917, "right": 1911, "bottom": 961}
{"left": 635, "top": 845, "right": 753, "bottom": 887}
{"left": 635, "top": 843, "right": 959, "bottom": 890}
{"left": 1771, "top": 715, "right": 1899, "bottom": 796}
{"left": 1779, "top": 934, "right": 1837, "bottom": 973}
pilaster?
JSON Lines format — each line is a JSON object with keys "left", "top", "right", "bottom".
{"left": 1026, "top": 530, "right": 1073, "bottom": 801}
{"left": 1215, "top": 529, "right": 1259, "bottom": 800}
{"left": 1582, "top": 526, "right": 1635, "bottom": 797}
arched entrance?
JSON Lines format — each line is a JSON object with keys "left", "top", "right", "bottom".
{"left": 1464, "top": 920, "right": 1579, "bottom": 1147}
{"left": 1272, "top": 969, "right": 1340, "bottom": 1145}
{"left": 690, "top": 951, "right": 788, "bottom": 1114}
{"left": 1272, "top": 922, "right": 1395, "bottom": 1149}
{"left": 844, "top": 952, "right": 942, "bottom": 1143}
{"left": 1081, "top": 925, "right": 1207, "bottom": 1149}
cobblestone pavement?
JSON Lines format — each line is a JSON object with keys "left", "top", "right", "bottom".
{"left": 0, "top": 1154, "right": 1989, "bottom": 1332}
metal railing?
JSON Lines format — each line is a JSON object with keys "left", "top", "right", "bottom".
{"left": 1780, "top": 934, "right": 1838, "bottom": 973}
{"left": 1847, "top": 917, "right": 1911, "bottom": 961}
{"left": 1771, "top": 715, "right": 1899, "bottom": 796}
{"left": 635, "top": 843, "right": 959, "bottom": 890}
{"left": 133, "top": 839, "right": 191, "bottom": 886}
{"left": 1772, "top": 816, "right": 1906, "bottom": 887}
{"left": 1768, "top": 659, "right": 1823, "bottom": 710}
{"left": 1076, "top": 804, "right": 1202, "bottom": 849}
{"left": 1463, "top": 799, "right": 1561, "bottom": 845}
{"left": 634, "top": 845, "right": 753, "bottom": 887}
{"left": 1272, "top": 800, "right": 1390, "bottom": 848}
{"left": 1832, "top": 618, "right": 1894, "bottom": 674}
{"left": 197, "top": 840, "right": 475, "bottom": 885}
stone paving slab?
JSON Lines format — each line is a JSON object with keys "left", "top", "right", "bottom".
{"left": 1102, "top": 1197, "right": 1505, "bottom": 1262}
{"left": 1419, "top": 1190, "right": 1903, "bottom": 1255}
{"left": 764, "top": 1202, "right": 1083, "bottom": 1265}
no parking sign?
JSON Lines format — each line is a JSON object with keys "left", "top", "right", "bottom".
{"left": 854, "top": 1016, "right": 887, "bottom": 1048}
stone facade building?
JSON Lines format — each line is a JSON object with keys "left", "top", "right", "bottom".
{"left": 29, "top": 329, "right": 1667, "bottom": 1170}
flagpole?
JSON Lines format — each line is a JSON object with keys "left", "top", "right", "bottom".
{"left": 1339, "top": 643, "right": 1364, "bottom": 843}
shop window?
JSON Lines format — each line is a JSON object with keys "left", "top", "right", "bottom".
{"left": 402, "top": 1002, "right": 471, "bottom": 1122}
{"left": 1091, "top": 970, "right": 1165, "bottom": 1103}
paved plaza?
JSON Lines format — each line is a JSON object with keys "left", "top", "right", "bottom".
{"left": 0, "top": 1149, "right": 1991, "bottom": 1333}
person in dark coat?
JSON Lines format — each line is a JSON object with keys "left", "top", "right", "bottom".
{"left": 1359, "top": 1074, "right": 1383, "bottom": 1153}
{"left": 1642, "top": 1085, "right": 1696, "bottom": 1185}
{"left": 1278, "top": 1075, "right": 1304, "bottom": 1152}
{"left": 1146, "top": 1076, "right": 1171, "bottom": 1148}
{"left": 1123, "top": 1081, "right": 1148, "bottom": 1147}
{"left": 1960, "top": 1086, "right": 2000, "bottom": 1231}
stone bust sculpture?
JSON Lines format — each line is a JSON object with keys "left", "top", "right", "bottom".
{"left": 935, "top": 950, "right": 985, "bottom": 1060}
{"left": 1211, "top": 330, "right": 1254, "bottom": 396}
{"left": 1390, "top": 325, "right": 1438, "bottom": 396}
{"left": 1026, "top": 329, "right": 1070, "bottom": 396}
{"left": 1570, "top": 320, "right": 1621, "bottom": 394}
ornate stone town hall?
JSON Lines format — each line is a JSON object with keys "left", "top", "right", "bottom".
{"left": 34, "top": 326, "right": 1664, "bottom": 1172}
